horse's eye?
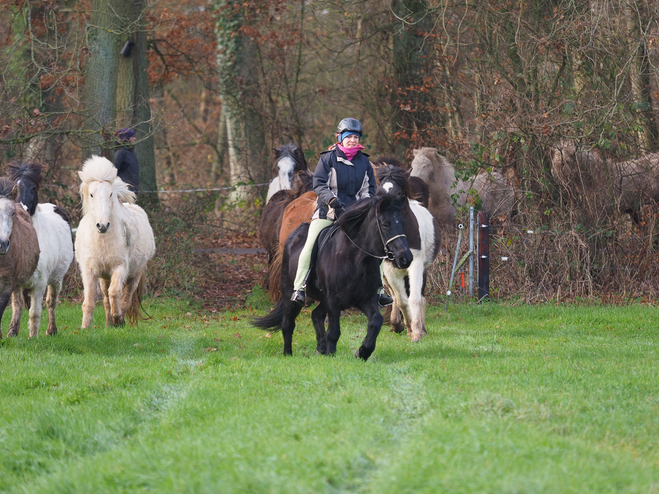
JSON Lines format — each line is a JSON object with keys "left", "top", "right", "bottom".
{"left": 90, "top": 193, "right": 93, "bottom": 198}
{"left": 110, "top": 192, "right": 113, "bottom": 197}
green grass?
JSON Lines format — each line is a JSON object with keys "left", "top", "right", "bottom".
{"left": 0, "top": 294, "right": 658, "bottom": 493}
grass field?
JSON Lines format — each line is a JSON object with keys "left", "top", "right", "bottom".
{"left": 0, "top": 290, "right": 657, "bottom": 493}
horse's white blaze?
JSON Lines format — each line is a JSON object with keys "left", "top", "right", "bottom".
{"left": 382, "top": 181, "right": 394, "bottom": 193}
{"left": 0, "top": 198, "right": 15, "bottom": 244}
{"left": 266, "top": 156, "right": 298, "bottom": 203}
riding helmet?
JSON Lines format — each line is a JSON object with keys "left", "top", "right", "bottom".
{"left": 336, "top": 118, "right": 363, "bottom": 137}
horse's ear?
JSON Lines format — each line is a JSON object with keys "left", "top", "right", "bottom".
{"left": 10, "top": 184, "right": 17, "bottom": 200}
{"left": 413, "top": 149, "right": 419, "bottom": 157}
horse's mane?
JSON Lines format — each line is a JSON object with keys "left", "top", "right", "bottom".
{"left": 78, "top": 156, "right": 136, "bottom": 210}
{"left": 0, "top": 177, "right": 15, "bottom": 199}
{"left": 338, "top": 197, "right": 377, "bottom": 240}
{"left": 7, "top": 162, "right": 42, "bottom": 189}
{"left": 372, "top": 157, "right": 412, "bottom": 198}
{"left": 413, "top": 147, "right": 456, "bottom": 185}
{"left": 289, "top": 169, "right": 313, "bottom": 196}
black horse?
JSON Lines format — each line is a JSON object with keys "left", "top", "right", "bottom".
{"left": 253, "top": 167, "right": 413, "bottom": 361}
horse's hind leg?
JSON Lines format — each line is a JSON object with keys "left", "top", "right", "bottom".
{"left": 108, "top": 267, "right": 127, "bottom": 327}
{"left": 27, "top": 284, "right": 47, "bottom": 339}
{"left": 45, "top": 281, "right": 62, "bottom": 336}
{"left": 99, "top": 278, "right": 112, "bottom": 327}
{"left": 280, "top": 301, "right": 302, "bottom": 356}
{"left": 7, "top": 289, "right": 25, "bottom": 337}
{"left": 355, "top": 301, "right": 384, "bottom": 361}
{"left": 325, "top": 306, "right": 342, "bottom": 356}
{"left": 311, "top": 302, "right": 328, "bottom": 355}
{"left": 0, "top": 287, "right": 13, "bottom": 338}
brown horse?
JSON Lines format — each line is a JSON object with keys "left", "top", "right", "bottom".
{"left": 258, "top": 169, "right": 313, "bottom": 290}
{"left": 0, "top": 178, "right": 40, "bottom": 338}
{"left": 267, "top": 190, "right": 317, "bottom": 301}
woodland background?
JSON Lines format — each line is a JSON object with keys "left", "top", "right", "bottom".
{"left": 1, "top": 0, "right": 659, "bottom": 303}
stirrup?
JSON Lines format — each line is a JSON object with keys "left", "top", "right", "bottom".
{"left": 378, "top": 292, "right": 393, "bottom": 307}
{"left": 291, "top": 289, "right": 306, "bottom": 306}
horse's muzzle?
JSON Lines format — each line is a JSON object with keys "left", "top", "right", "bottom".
{"left": 0, "top": 239, "right": 10, "bottom": 255}
{"left": 96, "top": 222, "right": 110, "bottom": 234}
{"left": 393, "top": 250, "right": 413, "bottom": 269}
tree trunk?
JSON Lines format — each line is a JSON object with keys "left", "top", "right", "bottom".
{"left": 626, "top": 1, "right": 657, "bottom": 152}
{"left": 214, "top": 0, "right": 266, "bottom": 204}
{"left": 83, "top": 0, "right": 122, "bottom": 158}
{"left": 391, "top": 0, "right": 433, "bottom": 151}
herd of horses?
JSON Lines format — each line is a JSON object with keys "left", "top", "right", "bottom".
{"left": 254, "top": 143, "right": 521, "bottom": 359}
{"left": 0, "top": 155, "right": 154, "bottom": 339}
{"left": 4, "top": 139, "right": 654, "bottom": 361}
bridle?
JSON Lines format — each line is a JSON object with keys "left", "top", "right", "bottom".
{"left": 343, "top": 206, "right": 406, "bottom": 261}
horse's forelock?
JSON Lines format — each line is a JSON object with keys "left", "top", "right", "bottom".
{"left": 7, "top": 162, "right": 42, "bottom": 188}
{"left": 79, "top": 155, "right": 118, "bottom": 185}
{"left": 276, "top": 143, "right": 307, "bottom": 170}
{"left": 374, "top": 163, "right": 412, "bottom": 199}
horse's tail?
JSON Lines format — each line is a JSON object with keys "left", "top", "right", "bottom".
{"left": 126, "top": 271, "right": 150, "bottom": 325}
{"left": 251, "top": 297, "right": 286, "bottom": 331}
{"left": 268, "top": 248, "right": 283, "bottom": 302}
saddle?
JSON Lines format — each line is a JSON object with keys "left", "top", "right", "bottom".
{"left": 310, "top": 222, "right": 341, "bottom": 271}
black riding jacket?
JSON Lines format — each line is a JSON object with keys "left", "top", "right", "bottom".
{"left": 313, "top": 147, "right": 376, "bottom": 220}
{"left": 113, "top": 146, "right": 140, "bottom": 193}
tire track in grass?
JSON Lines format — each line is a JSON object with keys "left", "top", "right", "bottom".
{"left": 342, "top": 365, "right": 430, "bottom": 493}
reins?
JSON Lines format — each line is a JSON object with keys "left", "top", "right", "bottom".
{"left": 341, "top": 205, "right": 406, "bottom": 261}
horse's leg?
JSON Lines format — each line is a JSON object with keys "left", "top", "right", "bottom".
{"left": 108, "top": 266, "right": 127, "bottom": 327}
{"left": 280, "top": 301, "right": 302, "bottom": 356}
{"left": 7, "top": 289, "right": 25, "bottom": 337}
{"left": 355, "top": 300, "right": 384, "bottom": 361}
{"left": 0, "top": 287, "right": 14, "bottom": 338}
{"left": 384, "top": 267, "right": 409, "bottom": 334}
{"left": 81, "top": 267, "right": 97, "bottom": 329}
{"left": 99, "top": 278, "right": 112, "bottom": 327}
{"left": 406, "top": 259, "right": 427, "bottom": 342}
{"left": 325, "top": 305, "right": 342, "bottom": 356}
{"left": 27, "top": 284, "right": 47, "bottom": 339}
{"left": 120, "top": 276, "right": 140, "bottom": 314}
{"left": 311, "top": 302, "right": 328, "bottom": 355}
{"left": 45, "top": 281, "right": 62, "bottom": 336}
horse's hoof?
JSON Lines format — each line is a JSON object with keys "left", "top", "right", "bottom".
{"left": 6, "top": 331, "right": 17, "bottom": 338}
{"left": 411, "top": 333, "right": 424, "bottom": 343}
{"left": 391, "top": 323, "right": 405, "bottom": 334}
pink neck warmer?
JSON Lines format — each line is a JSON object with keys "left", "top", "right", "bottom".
{"left": 338, "top": 144, "right": 364, "bottom": 161}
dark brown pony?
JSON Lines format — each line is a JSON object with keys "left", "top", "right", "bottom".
{"left": 0, "top": 178, "right": 40, "bottom": 338}
{"left": 258, "top": 169, "right": 313, "bottom": 289}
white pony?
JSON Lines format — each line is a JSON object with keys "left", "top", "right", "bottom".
{"left": 410, "top": 147, "right": 516, "bottom": 224}
{"left": 6, "top": 162, "right": 74, "bottom": 338}
{"left": 265, "top": 143, "right": 308, "bottom": 203}
{"left": 75, "top": 156, "right": 155, "bottom": 328}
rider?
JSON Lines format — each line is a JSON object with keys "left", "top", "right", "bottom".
{"left": 290, "top": 118, "right": 394, "bottom": 307}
